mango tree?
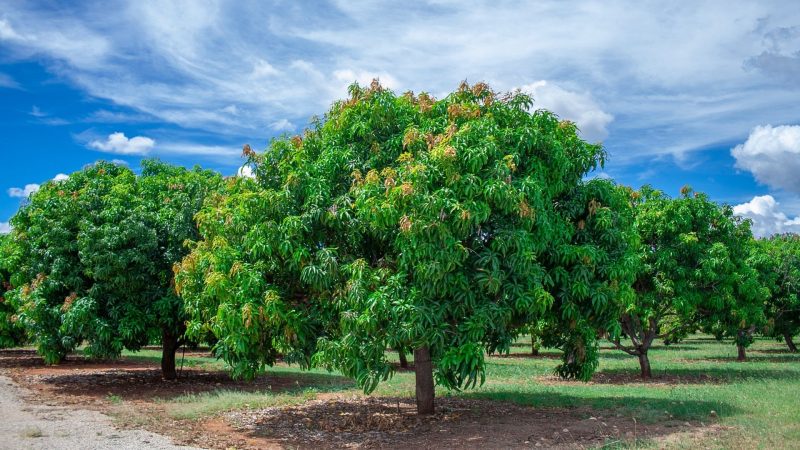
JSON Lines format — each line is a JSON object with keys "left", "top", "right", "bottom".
{"left": 613, "top": 186, "right": 766, "bottom": 375}
{"left": 177, "top": 81, "right": 637, "bottom": 414}
{"left": 0, "top": 233, "right": 26, "bottom": 348}
{"left": 751, "top": 234, "right": 799, "bottom": 352}
{"left": 8, "top": 160, "right": 221, "bottom": 378}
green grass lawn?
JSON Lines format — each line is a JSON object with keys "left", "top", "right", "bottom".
{"left": 123, "top": 336, "right": 800, "bottom": 449}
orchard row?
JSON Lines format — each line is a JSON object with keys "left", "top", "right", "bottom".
{"left": 0, "top": 82, "right": 797, "bottom": 414}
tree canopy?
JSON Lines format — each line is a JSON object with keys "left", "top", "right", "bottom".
{"left": 176, "top": 81, "right": 639, "bottom": 414}
{"left": 612, "top": 186, "right": 767, "bottom": 376}
{"left": 0, "top": 233, "right": 25, "bottom": 348}
{"left": 6, "top": 160, "right": 222, "bottom": 378}
{"left": 752, "top": 234, "right": 800, "bottom": 352}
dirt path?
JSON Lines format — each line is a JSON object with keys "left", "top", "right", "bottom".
{"left": 0, "top": 375, "right": 202, "bottom": 450}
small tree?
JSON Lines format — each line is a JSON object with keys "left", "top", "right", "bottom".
{"left": 9, "top": 161, "right": 221, "bottom": 378}
{"left": 177, "top": 81, "right": 636, "bottom": 414}
{"left": 612, "top": 186, "right": 764, "bottom": 376}
{"left": 751, "top": 234, "right": 799, "bottom": 352}
{"left": 0, "top": 234, "right": 26, "bottom": 348}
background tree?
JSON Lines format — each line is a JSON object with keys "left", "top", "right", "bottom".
{"left": 0, "top": 233, "right": 26, "bottom": 348}
{"left": 612, "top": 186, "right": 765, "bottom": 376}
{"left": 177, "top": 81, "right": 637, "bottom": 414}
{"left": 536, "top": 178, "right": 639, "bottom": 379}
{"left": 8, "top": 161, "right": 221, "bottom": 378}
{"left": 751, "top": 234, "right": 799, "bottom": 352}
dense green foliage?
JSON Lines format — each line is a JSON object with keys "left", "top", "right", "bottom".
{"left": 5, "top": 160, "right": 221, "bottom": 377}
{"left": 754, "top": 234, "right": 800, "bottom": 351}
{"left": 613, "top": 186, "right": 767, "bottom": 375}
{"left": 176, "top": 81, "right": 639, "bottom": 413}
{"left": 0, "top": 234, "right": 25, "bottom": 348}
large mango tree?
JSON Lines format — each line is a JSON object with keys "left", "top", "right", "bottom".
{"left": 176, "top": 81, "right": 638, "bottom": 414}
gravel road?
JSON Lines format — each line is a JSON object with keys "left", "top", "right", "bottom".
{"left": 0, "top": 375, "right": 203, "bottom": 450}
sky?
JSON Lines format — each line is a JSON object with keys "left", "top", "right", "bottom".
{"left": 1, "top": 1, "right": 799, "bottom": 236}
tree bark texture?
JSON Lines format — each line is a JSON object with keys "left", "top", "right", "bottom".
{"left": 638, "top": 351, "right": 652, "bottom": 379}
{"left": 414, "top": 346, "right": 435, "bottom": 415}
{"left": 784, "top": 333, "right": 798, "bottom": 352}
{"left": 161, "top": 328, "right": 180, "bottom": 380}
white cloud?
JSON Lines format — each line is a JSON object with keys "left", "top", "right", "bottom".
{"left": 251, "top": 59, "right": 280, "bottom": 78}
{"left": 732, "top": 125, "right": 800, "bottom": 194}
{"left": 0, "top": 72, "right": 20, "bottom": 89}
{"left": 88, "top": 132, "right": 155, "bottom": 155}
{"left": 237, "top": 165, "right": 255, "bottom": 179}
{"left": 333, "top": 69, "right": 399, "bottom": 91}
{"left": 0, "top": 222, "right": 10, "bottom": 234}
{"left": 8, "top": 184, "right": 40, "bottom": 198}
{"left": 53, "top": 173, "right": 69, "bottom": 182}
{"left": 521, "top": 80, "right": 613, "bottom": 142}
{"left": 29, "top": 105, "right": 46, "bottom": 117}
{"left": 733, "top": 195, "right": 800, "bottom": 238}
{"left": 270, "top": 119, "right": 294, "bottom": 132}
{"left": 221, "top": 105, "right": 239, "bottom": 115}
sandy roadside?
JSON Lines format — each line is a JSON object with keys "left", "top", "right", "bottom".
{"left": 0, "top": 375, "right": 203, "bottom": 450}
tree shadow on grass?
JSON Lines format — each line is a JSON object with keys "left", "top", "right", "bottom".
{"left": 0, "top": 349, "right": 353, "bottom": 402}
{"left": 31, "top": 368, "right": 354, "bottom": 402}
{"left": 593, "top": 366, "right": 799, "bottom": 383}
{"left": 489, "top": 351, "right": 562, "bottom": 360}
{"left": 752, "top": 348, "right": 799, "bottom": 355}
{"left": 695, "top": 354, "right": 800, "bottom": 363}
{"left": 463, "top": 390, "right": 737, "bottom": 424}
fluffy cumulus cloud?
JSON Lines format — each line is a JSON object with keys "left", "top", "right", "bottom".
{"left": 733, "top": 195, "right": 800, "bottom": 238}
{"left": 521, "top": 81, "right": 613, "bottom": 142}
{"left": 53, "top": 173, "right": 69, "bottom": 181}
{"left": 732, "top": 125, "right": 800, "bottom": 193}
{"left": 0, "top": 222, "right": 10, "bottom": 234}
{"left": 7, "top": 183, "right": 40, "bottom": 198}
{"left": 88, "top": 132, "right": 155, "bottom": 155}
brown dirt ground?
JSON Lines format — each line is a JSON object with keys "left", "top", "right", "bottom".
{"left": 0, "top": 349, "right": 726, "bottom": 449}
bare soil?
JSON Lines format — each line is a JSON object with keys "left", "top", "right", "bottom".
{"left": 0, "top": 349, "right": 724, "bottom": 449}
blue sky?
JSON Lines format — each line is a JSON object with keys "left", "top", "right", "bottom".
{"left": 1, "top": 1, "right": 799, "bottom": 236}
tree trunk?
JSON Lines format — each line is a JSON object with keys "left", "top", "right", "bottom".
{"left": 736, "top": 343, "right": 746, "bottom": 361}
{"left": 638, "top": 351, "right": 652, "bottom": 379}
{"left": 531, "top": 334, "right": 540, "bottom": 356}
{"left": 414, "top": 346, "right": 435, "bottom": 415}
{"left": 784, "top": 333, "right": 798, "bottom": 352}
{"left": 398, "top": 348, "right": 409, "bottom": 369}
{"left": 161, "top": 328, "right": 180, "bottom": 380}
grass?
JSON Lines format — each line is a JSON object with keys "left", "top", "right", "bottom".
{"left": 119, "top": 335, "right": 800, "bottom": 449}
{"left": 163, "top": 388, "right": 319, "bottom": 420}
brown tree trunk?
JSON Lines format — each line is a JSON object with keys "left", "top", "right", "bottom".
{"left": 161, "top": 328, "right": 180, "bottom": 380}
{"left": 736, "top": 343, "right": 746, "bottom": 361}
{"left": 414, "top": 346, "right": 435, "bottom": 415}
{"left": 398, "top": 348, "right": 409, "bottom": 369}
{"left": 784, "top": 333, "right": 798, "bottom": 352}
{"left": 638, "top": 351, "right": 652, "bottom": 379}
{"left": 531, "top": 334, "right": 540, "bottom": 356}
